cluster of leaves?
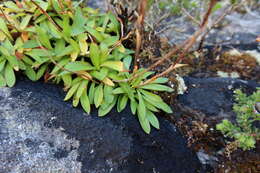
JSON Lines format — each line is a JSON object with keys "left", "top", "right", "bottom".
{"left": 217, "top": 89, "right": 260, "bottom": 150}
{"left": 0, "top": 0, "right": 174, "bottom": 134}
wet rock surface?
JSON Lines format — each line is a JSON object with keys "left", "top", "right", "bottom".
{"left": 0, "top": 78, "right": 203, "bottom": 173}
{"left": 178, "top": 77, "right": 260, "bottom": 117}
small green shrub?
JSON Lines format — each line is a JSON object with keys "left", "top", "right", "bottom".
{"left": 217, "top": 88, "right": 260, "bottom": 150}
{"left": 0, "top": 0, "right": 174, "bottom": 134}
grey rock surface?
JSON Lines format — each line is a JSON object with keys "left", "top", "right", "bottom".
{"left": 0, "top": 78, "right": 203, "bottom": 173}
{"left": 178, "top": 77, "right": 260, "bottom": 117}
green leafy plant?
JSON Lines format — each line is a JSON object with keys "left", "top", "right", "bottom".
{"left": 216, "top": 88, "right": 260, "bottom": 150}
{"left": 0, "top": 0, "right": 174, "bottom": 134}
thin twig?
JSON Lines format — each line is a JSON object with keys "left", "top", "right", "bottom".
{"left": 198, "top": 0, "right": 246, "bottom": 49}
{"left": 133, "top": 0, "right": 147, "bottom": 72}
{"left": 181, "top": 7, "right": 200, "bottom": 26}
{"left": 0, "top": 7, "right": 20, "bottom": 32}
{"left": 31, "top": 0, "right": 62, "bottom": 32}
{"left": 137, "top": 0, "right": 218, "bottom": 86}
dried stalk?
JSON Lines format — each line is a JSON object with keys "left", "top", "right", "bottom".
{"left": 31, "top": 0, "right": 62, "bottom": 32}
{"left": 133, "top": 0, "right": 147, "bottom": 72}
{"left": 137, "top": 0, "right": 218, "bottom": 87}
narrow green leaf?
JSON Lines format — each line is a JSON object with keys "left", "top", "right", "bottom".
{"left": 98, "top": 96, "right": 117, "bottom": 117}
{"left": 51, "top": 58, "right": 70, "bottom": 74}
{"left": 23, "top": 40, "right": 40, "bottom": 49}
{"left": 0, "top": 74, "right": 6, "bottom": 87}
{"left": 147, "top": 111, "right": 160, "bottom": 129}
{"left": 73, "top": 96, "right": 80, "bottom": 107}
{"left": 130, "top": 99, "right": 138, "bottom": 115}
{"left": 85, "top": 26, "right": 104, "bottom": 42}
{"left": 94, "top": 84, "right": 104, "bottom": 108}
{"left": 36, "top": 64, "right": 48, "bottom": 80}
{"left": 64, "top": 82, "right": 80, "bottom": 101}
{"left": 117, "top": 94, "right": 128, "bottom": 112}
{"left": 62, "top": 74, "right": 72, "bottom": 88}
{"left": 138, "top": 114, "right": 151, "bottom": 134}
{"left": 101, "top": 61, "right": 124, "bottom": 71}
{"left": 152, "top": 77, "right": 168, "bottom": 84}
{"left": 25, "top": 65, "right": 37, "bottom": 81}
{"left": 89, "top": 43, "right": 100, "bottom": 68}
{"left": 140, "top": 89, "right": 163, "bottom": 102}
{"left": 5, "top": 63, "right": 16, "bottom": 87}
{"left": 137, "top": 91, "right": 146, "bottom": 120}
{"left": 88, "top": 82, "right": 95, "bottom": 104}
{"left": 36, "top": 26, "right": 52, "bottom": 49}
{"left": 104, "top": 85, "right": 114, "bottom": 104}
{"left": 0, "top": 60, "right": 6, "bottom": 72}
{"left": 112, "top": 87, "right": 125, "bottom": 94}
{"left": 140, "top": 84, "right": 174, "bottom": 92}
{"left": 80, "top": 90, "right": 91, "bottom": 114}
{"left": 20, "top": 15, "right": 32, "bottom": 30}
{"left": 76, "top": 80, "right": 89, "bottom": 99}
{"left": 0, "top": 18, "right": 12, "bottom": 40}
{"left": 64, "top": 61, "right": 95, "bottom": 72}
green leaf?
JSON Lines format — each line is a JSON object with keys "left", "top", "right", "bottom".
{"left": 0, "top": 74, "right": 6, "bottom": 87}
{"left": 5, "top": 63, "right": 16, "bottom": 87}
{"left": 112, "top": 87, "right": 125, "bottom": 94}
{"left": 0, "top": 46, "right": 10, "bottom": 56}
{"left": 101, "top": 61, "right": 124, "bottom": 72}
{"left": 137, "top": 91, "right": 146, "bottom": 120}
{"left": 4, "top": 1, "right": 21, "bottom": 11}
{"left": 64, "top": 61, "right": 95, "bottom": 72}
{"left": 152, "top": 77, "right": 168, "bottom": 84}
{"left": 144, "top": 100, "right": 159, "bottom": 112}
{"left": 103, "top": 36, "right": 119, "bottom": 47}
{"left": 64, "top": 82, "right": 80, "bottom": 101}
{"left": 71, "top": 7, "right": 87, "bottom": 36}
{"left": 80, "top": 90, "right": 91, "bottom": 114}
{"left": 51, "top": 58, "right": 70, "bottom": 74}
{"left": 139, "top": 89, "right": 163, "bottom": 102}
{"left": 104, "top": 85, "right": 114, "bottom": 104}
{"left": 25, "top": 65, "right": 37, "bottom": 81}
{"left": 147, "top": 111, "right": 160, "bottom": 129}
{"left": 117, "top": 94, "right": 128, "bottom": 112}
{"left": 94, "top": 84, "right": 103, "bottom": 108}
{"left": 138, "top": 114, "right": 151, "bottom": 134}
{"left": 56, "top": 45, "right": 74, "bottom": 57}
{"left": 0, "top": 60, "right": 6, "bottom": 72}
{"left": 130, "top": 99, "right": 138, "bottom": 115}
{"left": 61, "top": 15, "right": 71, "bottom": 37}
{"left": 90, "top": 70, "right": 107, "bottom": 81}
{"left": 23, "top": 40, "right": 40, "bottom": 49}
{"left": 76, "top": 80, "right": 89, "bottom": 99}
{"left": 2, "top": 58, "right": 15, "bottom": 71}
{"left": 140, "top": 84, "right": 174, "bottom": 92}
{"left": 88, "top": 82, "right": 95, "bottom": 104}
{"left": 36, "top": 64, "right": 47, "bottom": 80}
{"left": 20, "top": 15, "right": 32, "bottom": 30}
{"left": 72, "top": 96, "right": 80, "bottom": 107}
{"left": 143, "top": 96, "right": 172, "bottom": 113}
{"left": 89, "top": 43, "right": 100, "bottom": 68}
{"left": 47, "top": 21, "right": 62, "bottom": 38}
{"left": 98, "top": 96, "right": 117, "bottom": 117}
{"left": 0, "top": 18, "right": 12, "bottom": 40}
{"left": 85, "top": 26, "right": 104, "bottom": 42}
{"left": 36, "top": 26, "right": 52, "bottom": 49}
{"left": 62, "top": 74, "right": 72, "bottom": 88}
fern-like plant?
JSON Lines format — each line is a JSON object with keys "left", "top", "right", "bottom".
{"left": 217, "top": 88, "right": 260, "bottom": 150}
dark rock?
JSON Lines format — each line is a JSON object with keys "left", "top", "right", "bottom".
{"left": 0, "top": 79, "right": 203, "bottom": 173}
{"left": 178, "top": 77, "right": 260, "bottom": 117}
